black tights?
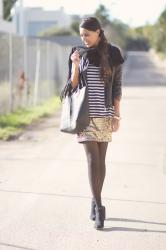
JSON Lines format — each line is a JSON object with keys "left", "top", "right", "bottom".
{"left": 83, "top": 141, "right": 108, "bottom": 207}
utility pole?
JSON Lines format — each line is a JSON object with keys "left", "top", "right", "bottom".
{"left": 19, "top": 0, "right": 24, "bottom": 36}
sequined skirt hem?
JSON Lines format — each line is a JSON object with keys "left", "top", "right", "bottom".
{"left": 77, "top": 116, "right": 113, "bottom": 143}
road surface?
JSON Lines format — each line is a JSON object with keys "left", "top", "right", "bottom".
{"left": 0, "top": 51, "right": 166, "bottom": 250}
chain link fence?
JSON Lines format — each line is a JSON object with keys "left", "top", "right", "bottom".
{"left": 0, "top": 32, "right": 71, "bottom": 114}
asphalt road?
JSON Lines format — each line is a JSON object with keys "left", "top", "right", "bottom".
{"left": 123, "top": 51, "right": 166, "bottom": 86}
{"left": 0, "top": 51, "right": 166, "bottom": 250}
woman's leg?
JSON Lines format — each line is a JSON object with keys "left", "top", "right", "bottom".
{"left": 98, "top": 142, "right": 108, "bottom": 194}
{"left": 83, "top": 141, "right": 101, "bottom": 207}
{"left": 83, "top": 141, "right": 108, "bottom": 229}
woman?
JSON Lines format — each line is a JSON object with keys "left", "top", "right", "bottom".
{"left": 61, "top": 17, "right": 124, "bottom": 229}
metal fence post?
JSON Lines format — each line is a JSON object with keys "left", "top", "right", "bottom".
{"left": 47, "top": 40, "right": 51, "bottom": 97}
{"left": 9, "top": 33, "right": 13, "bottom": 112}
{"left": 23, "top": 35, "right": 28, "bottom": 106}
{"left": 33, "top": 39, "right": 40, "bottom": 106}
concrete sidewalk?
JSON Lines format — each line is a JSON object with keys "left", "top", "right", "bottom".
{"left": 1, "top": 50, "right": 166, "bottom": 250}
{"left": 0, "top": 84, "right": 166, "bottom": 250}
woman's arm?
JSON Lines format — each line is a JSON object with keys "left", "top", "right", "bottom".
{"left": 60, "top": 48, "right": 80, "bottom": 100}
{"left": 112, "top": 64, "right": 123, "bottom": 132}
{"left": 112, "top": 64, "right": 122, "bottom": 103}
{"left": 112, "top": 64, "right": 123, "bottom": 115}
{"left": 71, "top": 64, "right": 79, "bottom": 88}
{"left": 70, "top": 50, "right": 80, "bottom": 88}
{"left": 113, "top": 98, "right": 121, "bottom": 117}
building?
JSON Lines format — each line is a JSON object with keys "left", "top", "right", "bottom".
{"left": 12, "top": 2, "right": 72, "bottom": 37}
{"left": 40, "top": 35, "right": 83, "bottom": 47}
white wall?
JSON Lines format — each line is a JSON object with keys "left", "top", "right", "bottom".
{"left": 0, "top": 20, "right": 16, "bottom": 33}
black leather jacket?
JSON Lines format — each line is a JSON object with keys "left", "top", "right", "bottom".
{"left": 61, "top": 43, "right": 124, "bottom": 108}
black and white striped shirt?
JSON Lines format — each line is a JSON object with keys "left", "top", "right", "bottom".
{"left": 87, "top": 64, "right": 115, "bottom": 118}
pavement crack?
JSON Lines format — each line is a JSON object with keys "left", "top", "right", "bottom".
{"left": 0, "top": 241, "right": 36, "bottom": 250}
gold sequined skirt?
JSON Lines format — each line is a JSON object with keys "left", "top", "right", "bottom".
{"left": 77, "top": 116, "right": 113, "bottom": 143}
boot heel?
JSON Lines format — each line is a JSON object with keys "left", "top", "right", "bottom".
{"left": 95, "top": 206, "right": 105, "bottom": 230}
{"left": 102, "top": 206, "right": 106, "bottom": 220}
{"left": 90, "top": 199, "right": 96, "bottom": 221}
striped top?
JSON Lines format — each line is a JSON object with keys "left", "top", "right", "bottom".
{"left": 87, "top": 64, "right": 115, "bottom": 118}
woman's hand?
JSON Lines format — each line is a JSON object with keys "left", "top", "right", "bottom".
{"left": 70, "top": 50, "right": 80, "bottom": 67}
{"left": 112, "top": 118, "right": 120, "bottom": 132}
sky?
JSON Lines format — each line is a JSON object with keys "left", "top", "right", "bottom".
{"left": 21, "top": 0, "right": 166, "bottom": 27}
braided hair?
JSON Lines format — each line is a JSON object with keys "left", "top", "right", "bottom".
{"left": 79, "top": 17, "right": 112, "bottom": 84}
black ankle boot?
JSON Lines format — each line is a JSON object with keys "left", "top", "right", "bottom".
{"left": 94, "top": 206, "right": 105, "bottom": 230}
{"left": 90, "top": 199, "right": 96, "bottom": 221}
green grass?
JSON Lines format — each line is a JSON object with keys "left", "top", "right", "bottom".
{"left": 0, "top": 96, "right": 61, "bottom": 140}
{"left": 157, "top": 52, "right": 166, "bottom": 61}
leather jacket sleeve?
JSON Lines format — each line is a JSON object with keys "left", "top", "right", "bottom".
{"left": 112, "top": 64, "right": 123, "bottom": 102}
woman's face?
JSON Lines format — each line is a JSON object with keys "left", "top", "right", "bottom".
{"left": 79, "top": 28, "right": 100, "bottom": 47}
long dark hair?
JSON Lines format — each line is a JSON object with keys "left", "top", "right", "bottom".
{"left": 79, "top": 17, "right": 112, "bottom": 83}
